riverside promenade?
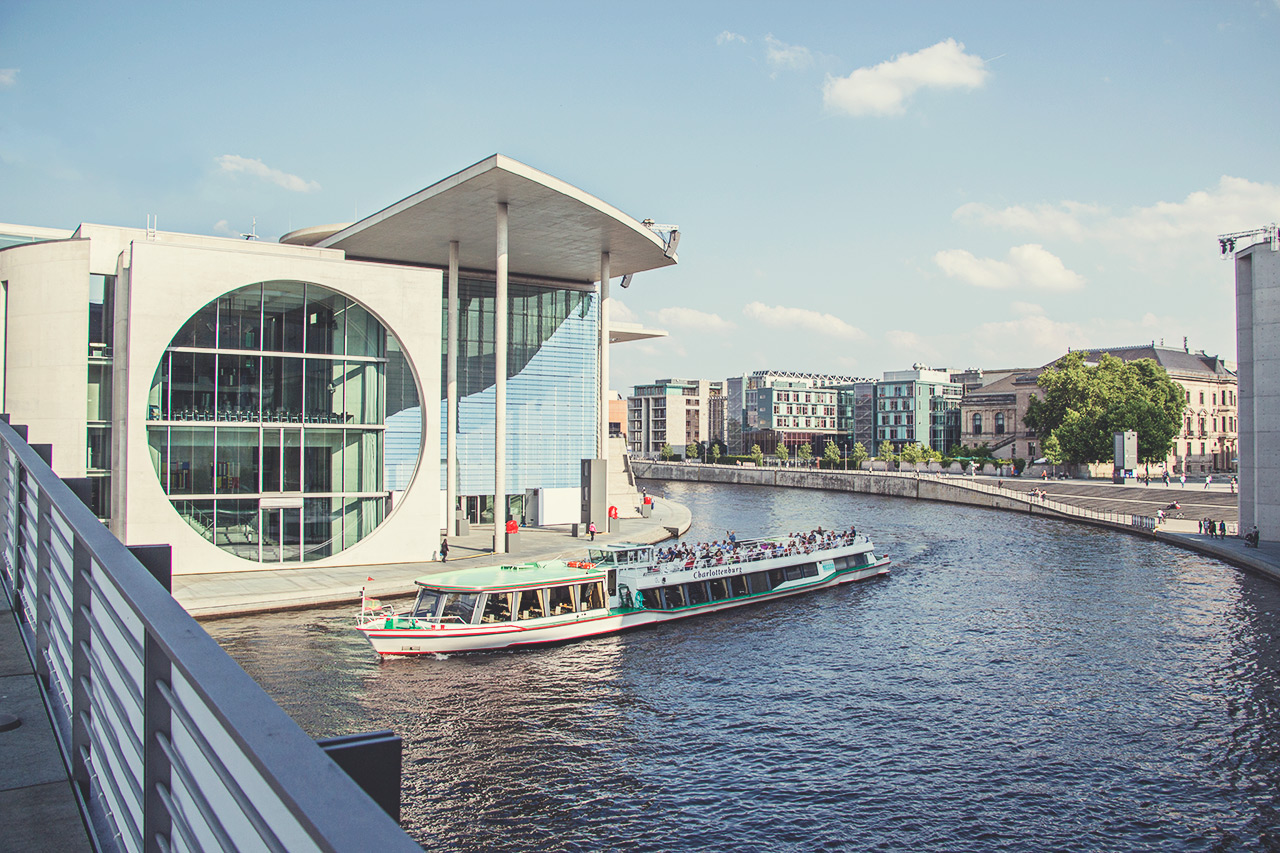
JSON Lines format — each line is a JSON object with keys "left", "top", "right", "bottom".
{"left": 172, "top": 498, "right": 692, "bottom": 619}
{"left": 633, "top": 460, "right": 1280, "bottom": 583}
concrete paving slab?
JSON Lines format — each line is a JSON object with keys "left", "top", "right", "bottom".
{"left": 0, "top": 781, "right": 93, "bottom": 853}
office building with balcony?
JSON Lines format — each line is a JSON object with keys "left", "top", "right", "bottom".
{"left": 874, "top": 366, "right": 962, "bottom": 454}
{"left": 627, "top": 378, "right": 723, "bottom": 457}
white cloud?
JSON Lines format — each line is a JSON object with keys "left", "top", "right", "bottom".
{"left": 764, "top": 35, "right": 812, "bottom": 71}
{"left": 213, "top": 219, "right": 237, "bottom": 237}
{"left": 823, "top": 38, "right": 989, "bottom": 117}
{"left": 610, "top": 299, "right": 639, "bottom": 325}
{"left": 0, "top": 68, "right": 16, "bottom": 88}
{"left": 215, "top": 154, "right": 320, "bottom": 193}
{"left": 652, "top": 306, "right": 735, "bottom": 332}
{"left": 954, "top": 176, "right": 1280, "bottom": 245}
{"left": 935, "top": 244, "right": 1085, "bottom": 291}
{"left": 716, "top": 30, "right": 747, "bottom": 45}
{"left": 742, "top": 302, "right": 864, "bottom": 339}
{"left": 1010, "top": 301, "right": 1044, "bottom": 316}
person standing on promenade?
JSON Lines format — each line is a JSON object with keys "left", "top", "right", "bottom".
{"left": 1180, "top": 473, "right": 1186, "bottom": 488}
{"left": 1220, "top": 520, "right": 1227, "bottom": 539}
{"left": 439, "top": 537, "right": 449, "bottom": 563}
{"left": 1205, "top": 474, "right": 1213, "bottom": 490}
{"left": 1163, "top": 471, "right": 1170, "bottom": 486}
{"left": 589, "top": 521, "right": 597, "bottom": 541}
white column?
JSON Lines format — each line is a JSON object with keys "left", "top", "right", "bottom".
{"left": 598, "top": 252, "right": 611, "bottom": 460}
{"left": 446, "top": 240, "right": 459, "bottom": 535}
{"left": 494, "top": 203, "right": 508, "bottom": 553}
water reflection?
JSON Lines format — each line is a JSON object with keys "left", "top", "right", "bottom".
{"left": 209, "top": 481, "right": 1280, "bottom": 851}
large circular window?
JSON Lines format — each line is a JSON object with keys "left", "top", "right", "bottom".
{"left": 146, "top": 281, "right": 420, "bottom": 562}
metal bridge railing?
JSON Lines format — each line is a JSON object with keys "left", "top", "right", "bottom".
{"left": 0, "top": 417, "right": 421, "bottom": 853}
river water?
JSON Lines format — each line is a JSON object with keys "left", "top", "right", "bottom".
{"left": 208, "top": 481, "right": 1280, "bottom": 851}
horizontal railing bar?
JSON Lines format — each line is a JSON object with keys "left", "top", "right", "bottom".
{"left": 156, "top": 782, "right": 197, "bottom": 853}
{"left": 157, "top": 679, "right": 289, "bottom": 853}
{"left": 81, "top": 622, "right": 144, "bottom": 711}
{"left": 79, "top": 661, "right": 144, "bottom": 769}
{"left": 156, "top": 731, "right": 245, "bottom": 853}
{"left": 81, "top": 729, "right": 144, "bottom": 852}
{"left": 82, "top": 573, "right": 145, "bottom": 660}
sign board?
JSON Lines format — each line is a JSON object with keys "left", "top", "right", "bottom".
{"left": 1114, "top": 430, "right": 1138, "bottom": 470}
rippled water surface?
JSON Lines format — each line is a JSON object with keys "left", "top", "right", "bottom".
{"left": 208, "top": 482, "right": 1280, "bottom": 851}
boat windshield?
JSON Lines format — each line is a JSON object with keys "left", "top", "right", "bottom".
{"left": 588, "top": 547, "right": 653, "bottom": 567}
{"left": 412, "top": 588, "right": 444, "bottom": 618}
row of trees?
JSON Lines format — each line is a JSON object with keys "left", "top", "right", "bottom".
{"left": 658, "top": 354, "right": 1184, "bottom": 469}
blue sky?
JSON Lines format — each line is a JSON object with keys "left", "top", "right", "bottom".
{"left": 3, "top": 1, "right": 1278, "bottom": 393}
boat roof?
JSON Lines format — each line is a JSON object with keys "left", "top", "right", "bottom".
{"left": 414, "top": 560, "right": 603, "bottom": 592}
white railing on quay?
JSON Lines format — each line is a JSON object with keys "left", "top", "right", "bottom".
{"left": 0, "top": 417, "right": 421, "bottom": 853}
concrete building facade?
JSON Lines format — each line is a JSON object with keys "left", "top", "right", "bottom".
{"left": 875, "top": 367, "right": 962, "bottom": 454}
{"left": 0, "top": 154, "right": 679, "bottom": 573}
{"left": 627, "top": 378, "right": 723, "bottom": 457}
{"left": 1236, "top": 236, "right": 1280, "bottom": 541}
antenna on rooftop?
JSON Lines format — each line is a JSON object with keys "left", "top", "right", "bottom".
{"left": 1218, "top": 223, "right": 1279, "bottom": 257}
{"left": 642, "top": 218, "right": 680, "bottom": 259}
{"left": 146, "top": 214, "right": 157, "bottom": 240}
{"left": 240, "top": 217, "right": 259, "bottom": 240}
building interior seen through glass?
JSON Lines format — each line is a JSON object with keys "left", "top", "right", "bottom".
{"left": 146, "top": 281, "right": 420, "bottom": 562}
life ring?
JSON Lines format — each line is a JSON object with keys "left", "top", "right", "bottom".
{"left": 608, "top": 505, "right": 619, "bottom": 519}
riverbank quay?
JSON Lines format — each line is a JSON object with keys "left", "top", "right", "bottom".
{"left": 633, "top": 460, "right": 1247, "bottom": 547}
{"left": 173, "top": 498, "right": 692, "bottom": 620}
{"left": 1155, "top": 531, "right": 1280, "bottom": 584}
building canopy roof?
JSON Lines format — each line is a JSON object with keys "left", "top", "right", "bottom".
{"left": 300, "top": 154, "right": 677, "bottom": 284}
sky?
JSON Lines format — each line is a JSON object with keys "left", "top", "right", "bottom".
{"left": 3, "top": 1, "right": 1279, "bottom": 395}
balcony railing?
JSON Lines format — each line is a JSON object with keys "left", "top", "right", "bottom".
{"left": 0, "top": 416, "right": 421, "bottom": 853}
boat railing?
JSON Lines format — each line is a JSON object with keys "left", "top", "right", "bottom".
{"left": 359, "top": 611, "right": 469, "bottom": 628}
{"left": 649, "top": 535, "right": 866, "bottom": 574}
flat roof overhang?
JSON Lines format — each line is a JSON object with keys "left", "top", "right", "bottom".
{"left": 313, "top": 155, "right": 677, "bottom": 284}
{"left": 609, "top": 322, "right": 668, "bottom": 344}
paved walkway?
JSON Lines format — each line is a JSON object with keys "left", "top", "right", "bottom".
{"left": 1, "top": 599, "right": 94, "bottom": 852}
{"left": 174, "top": 498, "right": 693, "bottom": 619}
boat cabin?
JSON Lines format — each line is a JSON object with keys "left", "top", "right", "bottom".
{"left": 408, "top": 562, "right": 610, "bottom": 626}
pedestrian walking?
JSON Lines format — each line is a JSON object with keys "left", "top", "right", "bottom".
{"left": 1219, "top": 520, "right": 1227, "bottom": 539}
{"left": 1180, "top": 473, "right": 1186, "bottom": 488}
{"left": 439, "top": 537, "right": 449, "bottom": 562}
{"left": 1205, "top": 474, "right": 1213, "bottom": 490}
{"left": 1231, "top": 476, "right": 1238, "bottom": 494}
{"left": 589, "top": 521, "right": 597, "bottom": 541}
{"left": 1162, "top": 471, "right": 1170, "bottom": 487}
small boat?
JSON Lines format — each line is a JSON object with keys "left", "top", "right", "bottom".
{"left": 356, "top": 528, "right": 890, "bottom": 656}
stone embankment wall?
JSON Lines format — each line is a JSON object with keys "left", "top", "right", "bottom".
{"left": 631, "top": 461, "right": 1122, "bottom": 529}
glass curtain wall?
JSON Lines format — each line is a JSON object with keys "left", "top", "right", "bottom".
{"left": 146, "top": 281, "right": 417, "bottom": 563}
{"left": 438, "top": 276, "right": 597, "bottom": 499}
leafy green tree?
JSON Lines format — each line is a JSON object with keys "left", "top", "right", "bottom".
{"left": 1041, "top": 433, "right": 1064, "bottom": 471}
{"left": 1024, "top": 352, "right": 1184, "bottom": 464}
{"left": 710, "top": 443, "right": 721, "bottom": 465}
{"left": 823, "top": 439, "right": 841, "bottom": 466}
{"left": 749, "top": 443, "right": 764, "bottom": 466}
{"left": 797, "top": 443, "right": 813, "bottom": 465}
{"left": 876, "top": 441, "right": 896, "bottom": 462}
{"left": 775, "top": 443, "right": 790, "bottom": 463}
{"left": 899, "top": 442, "right": 925, "bottom": 464}
{"left": 850, "top": 442, "right": 869, "bottom": 468}
{"left": 688, "top": 440, "right": 704, "bottom": 462}
{"left": 660, "top": 442, "right": 674, "bottom": 461}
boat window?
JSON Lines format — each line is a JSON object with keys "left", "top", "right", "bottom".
{"left": 548, "top": 585, "right": 574, "bottom": 616}
{"left": 440, "top": 592, "right": 480, "bottom": 624}
{"left": 729, "top": 575, "right": 748, "bottom": 597}
{"left": 784, "top": 566, "right": 804, "bottom": 582}
{"left": 516, "top": 589, "right": 545, "bottom": 620}
{"left": 663, "top": 585, "right": 686, "bottom": 609}
{"left": 746, "top": 572, "right": 771, "bottom": 595}
{"left": 480, "top": 592, "right": 512, "bottom": 623}
{"left": 767, "top": 569, "right": 787, "bottom": 589}
{"left": 831, "top": 556, "right": 849, "bottom": 570}
{"left": 412, "top": 589, "right": 443, "bottom": 618}
{"left": 607, "top": 569, "right": 617, "bottom": 596}
{"left": 587, "top": 549, "right": 615, "bottom": 566}
{"left": 686, "top": 582, "right": 709, "bottom": 605}
{"left": 800, "top": 563, "right": 820, "bottom": 579}
{"left": 708, "top": 578, "right": 730, "bottom": 601}
{"left": 639, "top": 589, "right": 661, "bottom": 609}
{"left": 854, "top": 552, "right": 871, "bottom": 567}
{"left": 578, "top": 581, "right": 605, "bottom": 611}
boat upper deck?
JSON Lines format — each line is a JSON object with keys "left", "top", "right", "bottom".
{"left": 413, "top": 560, "right": 603, "bottom": 592}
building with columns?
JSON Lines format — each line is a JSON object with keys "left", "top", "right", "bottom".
{"left": 1235, "top": 233, "right": 1280, "bottom": 542}
{"left": 0, "top": 154, "right": 677, "bottom": 573}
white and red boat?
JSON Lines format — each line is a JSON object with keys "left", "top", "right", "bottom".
{"left": 356, "top": 529, "right": 890, "bottom": 656}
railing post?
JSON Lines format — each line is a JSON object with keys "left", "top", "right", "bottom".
{"left": 70, "top": 532, "right": 93, "bottom": 795}
{"left": 129, "top": 545, "right": 172, "bottom": 594}
{"left": 144, "top": 629, "right": 172, "bottom": 853}
{"left": 317, "top": 731, "right": 403, "bottom": 823}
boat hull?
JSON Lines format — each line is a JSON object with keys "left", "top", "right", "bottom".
{"left": 359, "top": 559, "right": 889, "bottom": 656}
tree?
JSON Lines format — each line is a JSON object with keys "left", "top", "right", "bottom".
{"left": 823, "top": 439, "right": 841, "bottom": 466}
{"left": 1024, "top": 352, "right": 1184, "bottom": 464}
{"left": 749, "top": 443, "right": 764, "bottom": 466}
{"left": 1041, "top": 433, "right": 1065, "bottom": 474}
{"left": 710, "top": 443, "right": 721, "bottom": 465}
{"left": 660, "top": 442, "right": 674, "bottom": 461}
{"left": 688, "top": 440, "right": 704, "bottom": 462}
{"left": 899, "top": 442, "right": 925, "bottom": 464}
{"left": 775, "top": 443, "right": 790, "bottom": 463}
{"left": 850, "top": 442, "right": 869, "bottom": 468}
{"left": 797, "top": 443, "right": 813, "bottom": 466}
{"left": 876, "top": 441, "right": 896, "bottom": 462}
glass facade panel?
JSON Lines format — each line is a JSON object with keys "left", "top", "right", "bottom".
{"left": 149, "top": 281, "right": 404, "bottom": 563}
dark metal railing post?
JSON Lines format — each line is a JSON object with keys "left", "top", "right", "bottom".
{"left": 317, "top": 731, "right": 403, "bottom": 824}
{"left": 70, "top": 530, "right": 93, "bottom": 794}
{"left": 129, "top": 545, "right": 172, "bottom": 594}
{"left": 144, "top": 629, "right": 172, "bottom": 853}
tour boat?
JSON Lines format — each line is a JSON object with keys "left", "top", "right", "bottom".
{"left": 355, "top": 529, "right": 890, "bottom": 656}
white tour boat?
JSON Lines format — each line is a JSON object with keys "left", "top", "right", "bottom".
{"left": 356, "top": 528, "right": 890, "bottom": 656}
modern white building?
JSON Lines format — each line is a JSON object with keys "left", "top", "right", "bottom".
{"left": 1236, "top": 232, "right": 1280, "bottom": 541}
{"left": 0, "top": 154, "right": 678, "bottom": 574}
{"left": 875, "top": 366, "right": 963, "bottom": 454}
{"left": 627, "top": 378, "right": 723, "bottom": 457}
